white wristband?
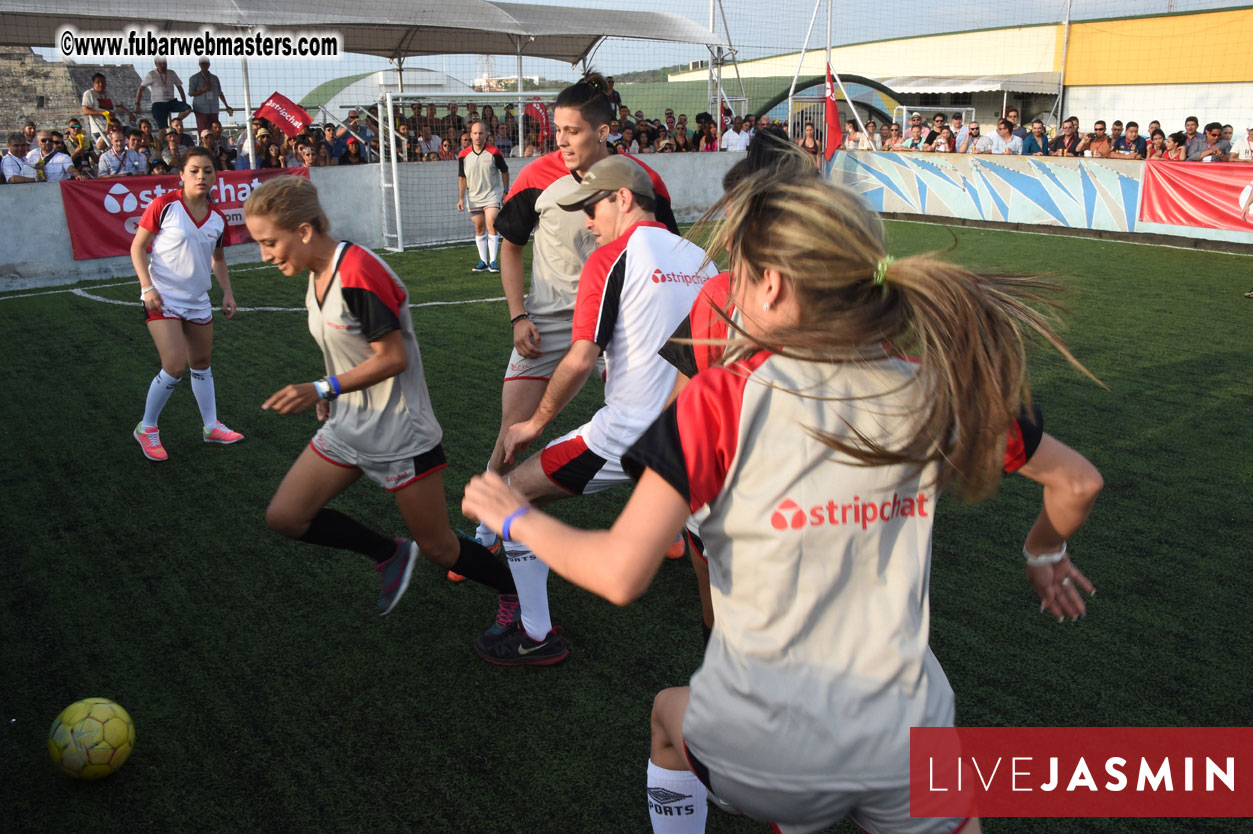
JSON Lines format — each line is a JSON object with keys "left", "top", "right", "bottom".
{"left": 1024, "top": 541, "right": 1067, "bottom": 567}
{"left": 140, "top": 285, "right": 156, "bottom": 298}
{"left": 312, "top": 379, "right": 330, "bottom": 400}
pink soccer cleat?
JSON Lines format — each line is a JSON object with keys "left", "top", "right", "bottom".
{"left": 203, "top": 422, "right": 244, "bottom": 444}
{"left": 133, "top": 423, "right": 168, "bottom": 461}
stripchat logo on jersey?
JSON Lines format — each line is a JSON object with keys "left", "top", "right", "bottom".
{"left": 770, "top": 492, "right": 930, "bottom": 532}
{"left": 651, "top": 268, "right": 708, "bottom": 286}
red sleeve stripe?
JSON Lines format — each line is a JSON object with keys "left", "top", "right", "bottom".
{"left": 137, "top": 190, "right": 181, "bottom": 234}
{"left": 336, "top": 244, "right": 406, "bottom": 318}
{"left": 505, "top": 150, "right": 568, "bottom": 199}
{"left": 675, "top": 351, "right": 769, "bottom": 512}
{"left": 457, "top": 146, "right": 473, "bottom": 159}
{"left": 689, "top": 272, "right": 734, "bottom": 373}
{"left": 624, "top": 156, "right": 672, "bottom": 201}
{"left": 1004, "top": 404, "right": 1044, "bottom": 473}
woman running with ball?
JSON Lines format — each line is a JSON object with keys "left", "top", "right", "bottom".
{"left": 465, "top": 164, "right": 1103, "bottom": 834}
{"left": 243, "top": 175, "right": 516, "bottom": 617}
{"left": 130, "top": 145, "right": 242, "bottom": 461}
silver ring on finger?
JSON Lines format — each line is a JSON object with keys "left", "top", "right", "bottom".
{"left": 1061, "top": 576, "right": 1072, "bottom": 587}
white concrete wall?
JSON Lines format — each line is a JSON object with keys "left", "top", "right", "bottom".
{"left": 0, "top": 154, "right": 740, "bottom": 290}
{"left": 9, "top": 148, "right": 1242, "bottom": 291}
{"left": 0, "top": 166, "right": 383, "bottom": 291}
{"left": 1063, "top": 83, "right": 1253, "bottom": 138}
{"left": 389, "top": 153, "right": 741, "bottom": 249}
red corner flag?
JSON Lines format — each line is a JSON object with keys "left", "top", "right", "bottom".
{"left": 824, "top": 64, "right": 843, "bottom": 160}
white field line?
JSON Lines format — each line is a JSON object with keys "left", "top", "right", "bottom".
{"left": 63, "top": 287, "right": 503, "bottom": 313}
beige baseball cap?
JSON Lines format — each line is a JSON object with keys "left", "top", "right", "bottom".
{"left": 557, "top": 155, "right": 654, "bottom": 212}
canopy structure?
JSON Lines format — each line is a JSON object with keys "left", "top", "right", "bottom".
{"left": 0, "top": 0, "right": 724, "bottom": 63}
{"left": 878, "top": 73, "right": 1061, "bottom": 96}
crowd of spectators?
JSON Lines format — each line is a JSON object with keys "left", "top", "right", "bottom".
{"left": 852, "top": 109, "right": 1253, "bottom": 162}
{"left": 5, "top": 67, "right": 1252, "bottom": 185}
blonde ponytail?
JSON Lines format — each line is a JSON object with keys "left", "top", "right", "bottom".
{"left": 692, "top": 161, "right": 1101, "bottom": 501}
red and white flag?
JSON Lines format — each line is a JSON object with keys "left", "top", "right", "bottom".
{"left": 255, "top": 93, "right": 312, "bottom": 138}
{"left": 525, "top": 98, "right": 552, "bottom": 144}
{"left": 824, "top": 63, "right": 843, "bottom": 161}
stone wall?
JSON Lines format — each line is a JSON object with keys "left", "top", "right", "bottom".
{"left": 0, "top": 47, "right": 140, "bottom": 135}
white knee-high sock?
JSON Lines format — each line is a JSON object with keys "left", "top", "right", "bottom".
{"left": 647, "top": 760, "right": 708, "bottom": 833}
{"left": 487, "top": 233, "right": 499, "bottom": 263}
{"left": 475, "top": 234, "right": 489, "bottom": 262}
{"left": 475, "top": 464, "right": 499, "bottom": 548}
{"left": 189, "top": 366, "right": 217, "bottom": 430}
{"left": 504, "top": 539, "right": 551, "bottom": 640}
{"left": 142, "top": 369, "right": 182, "bottom": 427}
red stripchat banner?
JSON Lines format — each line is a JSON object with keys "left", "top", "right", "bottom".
{"left": 910, "top": 727, "right": 1253, "bottom": 818}
{"left": 60, "top": 167, "right": 307, "bottom": 260}
{"left": 1139, "top": 159, "right": 1253, "bottom": 232}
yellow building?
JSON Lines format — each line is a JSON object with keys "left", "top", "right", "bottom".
{"left": 670, "top": 8, "right": 1253, "bottom": 132}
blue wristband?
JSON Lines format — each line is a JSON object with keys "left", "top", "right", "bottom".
{"left": 328, "top": 375, "right": 342, "bottom": 396}
{"left": 501, "top": 505, "right": 532, "bottom": 543}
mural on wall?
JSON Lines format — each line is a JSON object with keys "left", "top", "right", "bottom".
{"left": 828, "top": 152, "right": 1143, "bottom": 234}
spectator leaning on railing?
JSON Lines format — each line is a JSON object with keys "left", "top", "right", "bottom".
{"left": 1188, "top": 122, "right": 1230, "bottom": 161}
{"left": 900, "top": 122, "right": 926, "bottom": 151}
{"left": 988, "top": 119, "right": 1022, "bottom": 154}
{"left": 1076, "top": 121, "right": 1112, "bottom": 157}
{"left": 1162, "top": 131, "right": 1187, "bottom": 160}
{"left": 2, "top": 132, "right": 35, "bottom": 182}
{"left": 1051, "top": 119, "right": 1080, "bottom": 156}
{"left": 960, "top": 121, "right": 992, "bottom": 153}
{"left": 1022, "top": 120, "right": 1050, "bottom": 156}
{"left": 98, "top": 127, "right": 145, "bottom": 177}
{"left": 1111, "top": 121, "right": 1147, "bottom": 159}
{"left": 26, "top": 130, "right": 80, "bottom": 181}
{"left": 1182, "top": 117, "right": 1204, "bottom": 158}
{"left": 1146, "top": 129, "right": 1167, "bottom": 159}
{"left": 1231, "top": 121, "right": 1253, "bottom": 162}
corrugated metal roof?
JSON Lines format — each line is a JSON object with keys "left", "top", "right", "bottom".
{"left": 879, "top": 73, "right": 1060, "bottom": 95}
{"left": 0, "top": 1, "right": 724, "bottom": 64}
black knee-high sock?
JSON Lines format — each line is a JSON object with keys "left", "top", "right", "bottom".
{"left": 449, "top": 536, "right": 516, "bottom": 594}
{"left": 298, "top": 508, "right": 395, "bottom": 563}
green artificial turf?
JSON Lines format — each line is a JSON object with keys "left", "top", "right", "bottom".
{"left": 0, "top": 224, "right": 1249, "bottom": 833}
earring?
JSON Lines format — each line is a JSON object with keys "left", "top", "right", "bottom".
{"left": 763, "top": 301, "right": 771, "bottom": 312}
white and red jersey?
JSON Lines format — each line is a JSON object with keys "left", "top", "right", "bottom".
{"left": 306, "top": 242, "right": 442, "bottom": 462}
{"left": 625, "top": 350, "right": 1044, "bottom": 792}
{"left": 571, "top": 220, "right": 714, "bottom": 460}
{"left": 496, "top": 150, "right": 677, "bottom": 317}
{"left": 137, "top": 190, "right": 226, "bottom": 310}
{"left": 457, "top": 144, "right": 508, "bottom": 206}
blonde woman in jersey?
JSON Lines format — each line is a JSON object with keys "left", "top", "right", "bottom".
{"left": 243, "top": 176, "right": 516, "bottom": 617}
{"left": 130, "top": 145, "right": 242, "bottom": 461}
{"left": 464, "top": 166, "right": 1103, "bottom": 834}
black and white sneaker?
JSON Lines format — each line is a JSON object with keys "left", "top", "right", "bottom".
{"left": 473, "top": 622, "right": 568, "bottom": 666}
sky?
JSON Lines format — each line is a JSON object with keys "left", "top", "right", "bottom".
{"left": 30, "top": 0, "right": 1243, "bottom": 117}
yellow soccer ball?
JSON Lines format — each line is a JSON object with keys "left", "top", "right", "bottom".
{"left": 48, "top": 698, "right": 135, "bottom": 779}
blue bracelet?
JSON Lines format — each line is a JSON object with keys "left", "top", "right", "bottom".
{"left": 501, "top": 505, "right": 532, "bottom": 543}
{"left": 328, "top": 375, "right": 342, "bottom": 396}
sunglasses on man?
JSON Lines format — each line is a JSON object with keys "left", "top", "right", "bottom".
{"left": 582, "top": 193, "right": 617, "bottom": 219}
